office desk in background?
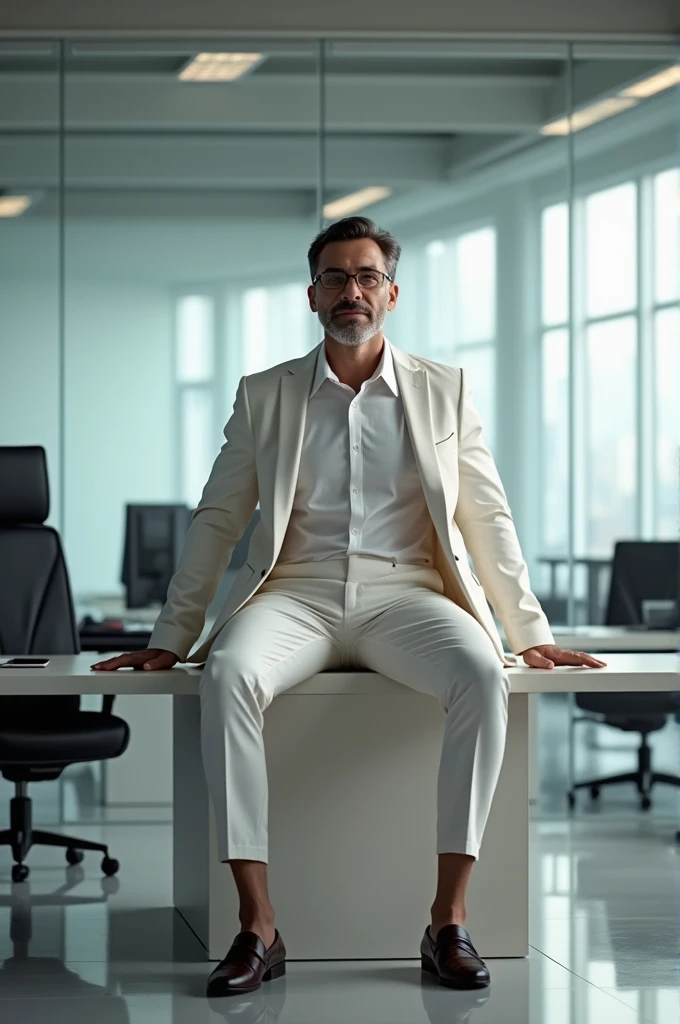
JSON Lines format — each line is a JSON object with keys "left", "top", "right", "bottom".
{"left": 538, "top": 555, "right": 612, "bottom": 624}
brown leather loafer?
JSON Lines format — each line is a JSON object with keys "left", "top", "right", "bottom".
{"left": 420, "top": 924, "right": 490, "bottom": 989}
{"left": 207, "top": 929, "right": 287, "bottom": 997}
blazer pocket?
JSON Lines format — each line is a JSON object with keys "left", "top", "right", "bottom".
{"left": 435, "top": 430, "right": 456, "bottom": 446}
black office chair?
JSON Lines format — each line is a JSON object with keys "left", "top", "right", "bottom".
{"left": 0, "top": 446, "right": 130, "bottom": 881}
{"left": 568, "top": 540, "right": 680, "bottom": 811}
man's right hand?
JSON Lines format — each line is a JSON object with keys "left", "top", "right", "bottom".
{"left": 90, "top": 649, "right": 179, "bottom": 672}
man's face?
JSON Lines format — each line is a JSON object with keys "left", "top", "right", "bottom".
{"left": 307, "top": 238, "right": 399, "bottom": 347}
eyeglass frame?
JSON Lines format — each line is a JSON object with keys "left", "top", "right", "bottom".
{"left": 312, "top": 269, "right": 394, "bottom": 290}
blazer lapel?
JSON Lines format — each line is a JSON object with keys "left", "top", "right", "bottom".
{"left": 271, "top": 344, "right": 321, "bottom": 556}
{"left": 391, "top": 352, "right": 455, "bottom": 558}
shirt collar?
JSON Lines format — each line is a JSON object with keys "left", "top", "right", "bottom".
{"left": 310, "top": 337, "right": 399, "bottom": 398}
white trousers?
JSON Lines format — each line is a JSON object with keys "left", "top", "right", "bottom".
{"left": 199, "top": 555, "right": 510, "bottom": 864}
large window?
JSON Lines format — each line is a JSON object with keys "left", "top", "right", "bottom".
{"left": 176, "top": 282, "right": 318, "bottom": 508}
{"left": 540, "top": 167, "right": 680, "bottom": 556}
{"left": 424, "top": 226, "right": 497, "bottom": 452}
{"left": 652, "top": 169, "right": 680, "bottom": 538}
{"left": 175, "top": 293, "right": 216, "bottom": 508}
{"left": 241, "top": 282, "right": 315, "bottom": 376}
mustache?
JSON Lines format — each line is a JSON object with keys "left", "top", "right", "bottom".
{"left": 332, "top": 303, "right": 372, "bottom": 316}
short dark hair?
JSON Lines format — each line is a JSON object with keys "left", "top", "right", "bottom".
{"left": 307, "top": 216, "right": 402, "bottom": 281}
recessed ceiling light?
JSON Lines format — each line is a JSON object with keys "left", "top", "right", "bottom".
{"left": 178, "top": 52, "right": 264, "bottom": 82}
{"left": 620, "top": 64, "right": 680, "bottom": 98}
{"left": 0, "top": 195, "right": 31, "bottom": 217}
{"left": 541, "top": 96, "right": 638, "bottom": 136}
{"left": 323, "top": 187, "right": 392, "bottom": 219}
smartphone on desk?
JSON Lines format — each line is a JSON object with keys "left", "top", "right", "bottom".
{"left": 0, "top": 657, "right": 51, "bottom": 668}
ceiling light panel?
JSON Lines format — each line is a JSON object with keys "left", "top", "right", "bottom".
{"left": 541, "top": 96, "right": 638, "bottom": 135}
{"left": 178, "top": 53, "right": 264, "bottom": 82}
{"left": 621, "top": 64, "right": 680, "bottom": 98}
{"left": 323, "top": 187, "right": 392, "bottom": 219}
{"left": 0, "top": 195, "right": 32, "bottom": 217}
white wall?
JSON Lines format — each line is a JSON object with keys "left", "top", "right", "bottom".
{"left": 0, "top": 276, "right": 62, "bottom": 530}
{"left": 62, "top": 279, "right": 173, "bottom": 596}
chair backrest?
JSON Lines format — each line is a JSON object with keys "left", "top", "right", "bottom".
{"left": 604, "top": 540, "right": 680, "bottom": 627}
{"left": 0, "top": 446, "right": 80, "bottom": 717}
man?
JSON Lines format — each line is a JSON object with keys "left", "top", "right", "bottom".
{"left": 92, "top": 216, "right": 606, "bottom": 996}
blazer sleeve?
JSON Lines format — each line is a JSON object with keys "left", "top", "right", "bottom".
{"left": 453, "top": 367, "right": 555, "bottom": 655}
{"left": 148, "top": 375, "right": 259, "bottom": 661}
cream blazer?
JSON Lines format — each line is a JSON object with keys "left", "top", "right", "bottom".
{"left": 149, "top": 340, "right": 555, "bottom": 669}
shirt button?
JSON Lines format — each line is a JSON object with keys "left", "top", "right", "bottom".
{"left": 353, "top": 487, "right": 359, "bottom": 493}
{"left": 352, "top": 528, "right": 358, "bottom": 534}
{"left": 352, "top": 445, "right": 359, "bottom": 451}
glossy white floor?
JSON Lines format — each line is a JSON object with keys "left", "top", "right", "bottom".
{"left": 0, "top": 693, "right": 678, "bottom": 1024}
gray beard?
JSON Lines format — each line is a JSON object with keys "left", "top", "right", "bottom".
{"left": 317, "top": 305, "right": 387, "bottom": 347}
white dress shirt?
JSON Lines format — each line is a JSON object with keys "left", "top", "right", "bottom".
{"left": 276, "top": 338, "right": 436, "bottom": 566}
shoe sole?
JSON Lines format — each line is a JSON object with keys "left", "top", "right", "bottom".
{"left": 207, "top": 959, "right": 286, "bottom": 996}
{"left": 421, "top": 953, "right": 490, "bottom": 989}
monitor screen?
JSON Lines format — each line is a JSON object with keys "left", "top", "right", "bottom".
{"left": 121, "top": 504, "right": 192, "bottom": 608}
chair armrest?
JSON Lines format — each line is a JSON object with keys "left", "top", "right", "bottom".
{"left": 102, "top": 695, "right": 115, "bottom": 715}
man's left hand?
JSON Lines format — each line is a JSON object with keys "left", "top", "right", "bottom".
{"left": 518, "top": 645, "right": 607, "bottom": 669}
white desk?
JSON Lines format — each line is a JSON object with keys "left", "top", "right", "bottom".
{"left": 0, "top": 652, "right": 676, "bottom": 961}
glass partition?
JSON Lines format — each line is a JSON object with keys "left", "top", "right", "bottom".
{"left": 62, "top": 38, "right": 320, "bottom": 603}
{"left": 0, "top": 41, "right": 62, "bottom": 524}
{"left": 0, "top": 33, "right": 678, "bottom": 828}
{"left": 0, "top": 40, "right": 63, "bottom": 822}
{"left": 321, "top": 39, "right": 571, "bottom": 627}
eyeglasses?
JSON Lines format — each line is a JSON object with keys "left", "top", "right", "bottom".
{"left": 312, "top": 270, "right": 393, "bottom": 290}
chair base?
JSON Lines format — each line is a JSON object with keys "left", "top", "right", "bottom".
{"left": 0, "top": 781, "right": 118, "bottom": 880}
{"left": 568, "top": 731, "right": 680, "bottom": 810}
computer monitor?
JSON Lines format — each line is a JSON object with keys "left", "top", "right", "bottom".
{"left": 604, "top": 540, "right": 680, "bottom": 628}
{"left": 121, "top": 504, "right": 192, "bottom": 609}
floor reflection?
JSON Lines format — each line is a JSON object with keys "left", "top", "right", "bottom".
{"left": 0, "top": 868, "right": 129, "bottom": 1023}
{"left": 0, "top": 693, "right": 677, "bottom": 1023}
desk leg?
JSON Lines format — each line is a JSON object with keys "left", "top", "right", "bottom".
{"left": 173, "top": 693, "right": 210, "bottom": 953}
{"left": 529, "top": 693, "right": 539, "bottom": 804}
{"left": 587, "top": 565, "right": 600, "bottom": 624}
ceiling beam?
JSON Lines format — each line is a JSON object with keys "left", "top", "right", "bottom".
{"left": 543, "top": 57, "right": 674, "bottom": 119}
{"left": 0, "top": 132, "right": 450, "bottom": 189}
{"left": 0, "top": 71, "right": 552, "bottom": 133}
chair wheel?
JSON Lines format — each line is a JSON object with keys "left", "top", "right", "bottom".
{"left": 66, "top": 848, "right": 84, "bottom": 865}
{"left": 589, "top": 785, "right": 600, "bottom": 800}
{"left": 12, "top": 864, "right": 29, "bottom": 883}
{"left": 641, "top": 796, "right": 652, "bottom": 811}
{"left": 101, "top": 856, "right": 119, "bottom": 876}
